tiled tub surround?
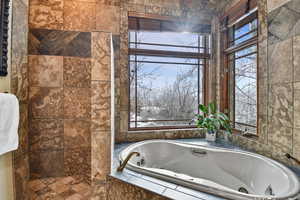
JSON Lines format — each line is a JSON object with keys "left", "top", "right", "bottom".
{"left": 212, "top": 0, "right": 300, "bottom": 170}
{"left": 112, "top": 139, "right": 300, "bottom": 200}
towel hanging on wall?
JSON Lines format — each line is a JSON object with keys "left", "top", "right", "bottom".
{"left": 0, "top": 93, "right": 19, "bottom": 155}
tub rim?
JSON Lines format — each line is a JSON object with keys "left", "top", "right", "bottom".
{"left": 119, "top": 139, "right": 300, "bottom": 200}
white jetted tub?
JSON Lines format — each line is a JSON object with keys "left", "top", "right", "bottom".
{"left": 119, "top": 140, "right": 300, "bottom": 200}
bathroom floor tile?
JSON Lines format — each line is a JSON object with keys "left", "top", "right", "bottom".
{"left": 28, "top": 176, "right": 91, "bottom": 200}
{"left": 29, "top": 150, "right": 64, "bottom": 179}
{"left": 64, "top": 148, "right": 91, "bottom": 182}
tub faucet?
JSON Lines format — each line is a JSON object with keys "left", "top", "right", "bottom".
{"left": 117, "top": 152, "right": 140, "bottom": 172}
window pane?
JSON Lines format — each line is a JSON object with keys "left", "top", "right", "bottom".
{"left": 129, "top": 31, "right": 204, "bottom": 53}
{"left": 234, "top": 19, "right": 257, "bottom": 38}
{"left": 229, "top": 18, "right": 258, "bottom": 46}
{"left": 234, "top": 46, "right": 257, "bottom": 130}
{"left": 232, "top": 45, "right": 257, "bottom": 59}
{"left": 129, "top": 56, "right": 201, "bottom": 65}
{"left": 129, "top": 60, "right": 203, "bottom": 128}
{"left": 129, "top": 30, "right": 209, "bottom": 129}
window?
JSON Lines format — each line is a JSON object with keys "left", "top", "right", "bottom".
{"left": 224, "top": 11, "right": 258, "bottom": 133}
{"left": 128, "top": 16, "right": 210, "bottom": 130}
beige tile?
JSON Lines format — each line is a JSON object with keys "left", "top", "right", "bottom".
{"left": 29, "top": 55, "right": 63, "bottom": 87}
{"left": 294, "top": 82, "right": 300, "bottom": 128}
{"left": 63, "top": 57, "right": 91, "bottom": 88}
{"left": 29, "top": 0, "right": 64, "bottom": 29}
{"left": 91, "top": 32, "right": 111, "bottom": 81}
{"left": 268, "top": 38, "right": 293, "bottom": 84}
{"left": 29, "top": 87, "right": 64, "bottom": 118}
{"left": 64, "top": 88, "right": 91, "bottom": 119}
{"left": 64, "top": 0, "right": 96, "bottom": 31}
{"left": 294, "top": 35, "right": 300, "bottom": 82}
{"left": 96, "top": 4, "right": 120, "bottom": 34}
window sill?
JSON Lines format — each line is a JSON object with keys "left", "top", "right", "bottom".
{"left": 125, "top": 128, "right": 205, "bottom": 142}
{"left": 128, "top": 127, "right": 202, "bottom": 134}
{"left": 232, "top": 129, "right": 258, "bottom": 140}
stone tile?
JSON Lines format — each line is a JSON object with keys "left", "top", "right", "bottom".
{"left": 29, "top": 119, "right": 64, "bottom": 151}
{"left": 119, "top": 82, "right": 129, "bottom": 108}
{"left": 30, "top": 150, "right": 64, "bottom": 179}
{"left": 176, "top": 186, "right": 224, "bottom": 200}
{"left": 91, "top": 81, "right": 111, "bottom": 110}
{"left": 119, "top": 110, "right": 128, "bottom": 133}
{"left": 28, "top": 176, "right": 91, "bottom": 199}
{"left": 14, "top": 103, "right": 29, "bottom": 159}
{"left": 64, "top": 148, "right": 91, "bottom": 179}
{"left": 268, "top": 38, "right": 293, "bottom": 84}
{"left": 91, "top": 109, "right": 110, "bottom": 131}
{"left": 95, "top": 4, "right": 120, "bottom": 34}
{"left": 63, "top": 0, "right": 96, "bottom": 31}
{"left": 11, "top": 0, "right": 28, "bottom": 99}
{"left": 141, "top": 175, "right": 177, "bottom": 190}
{"left": 91, "top": 183, "right": 107, "bottom": 200}
{"left": 268, "top": 4, "right": 300, "bottom": 45}
{"left": 64, "top": 119, "right": 91, "bottom": 148}
{"left": 63, "top": 57, "right": 91, "bottom": 88}
{"left": 29, "top": 55, "right": 63, "bottom": 87}
{"left": 107, "top": 178, "right": 168, "bottom": 200}
{"left": 29, "top": 0, "right": 64, "bottom": 30}
{"left": 269, "top": 126, "right": 293, "bottom": 153}
{"left": 64, "top": 88, "right": 91, "bottom": 119}
{"left": 293, "top": 128, "right": 300, "bottom": 161}
{"left": 91, "top": 131, "right": 110, "bottom": 182}
{"left": 29, "top": 87, "right": 63, "bottom": 118}
{"left": 112, "top": 35, "right": 120, "bottom": 77}
{"left": 294, "top": 35, "right": 300, "bottom": 82}
{"left": 258, "top": 0, "right": 268, "bottom": 42}
{"left": 294, "top": 82, "right": 300, "bottom": 128}
{"left": 96, "top": 0, "right": 120, "bottom": 6}
{"left": 267, "top": 0, "right": 290, "bottom": 12}
{"left": 91, "top": 32, "right": 111, "bottom": 81}
{"left": 268, "top": 83, "right": 293, "bottom": 128}
{"left": 29, "top": 29, "right": 91, "bottom": 58}
{"left": 14, "top": 155, "right": 30, "bottom": 200}
{"left": 11, "top": 62, "right": 29, "bottom": 103}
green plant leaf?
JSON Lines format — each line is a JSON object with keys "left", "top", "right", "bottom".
{"left": 217, "top": 113, "right": 229, "bottom": 121}
{"left": 208, "top": 102, "right": 217, "bottom": 114}
{"left": 195, "top": 102, "right": 232, "bottom": 133}
{"left": 199, "top": 104, "right": 208, "bottom": 114}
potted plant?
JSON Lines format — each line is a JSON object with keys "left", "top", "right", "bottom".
{"left": 195, "top": 102, "right": 231, "bottom": 142}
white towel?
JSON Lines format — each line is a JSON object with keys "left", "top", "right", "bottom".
{"left": 0, "top": 93, "right": 19, "bottom": 155}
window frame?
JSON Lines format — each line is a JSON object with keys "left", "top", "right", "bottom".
{"left": 127, "top": 15, "right": 211, "bottom": 131}
{"left": 221, "top": 10, "right": 259, "bottom": 135}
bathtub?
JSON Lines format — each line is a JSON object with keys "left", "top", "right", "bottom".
{"left": 119, "top": 140, "right": 300, "bottom": 200}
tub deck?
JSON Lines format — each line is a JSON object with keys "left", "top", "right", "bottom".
{"left": 111, "top": 139, "right": 300, "bottom": 200}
